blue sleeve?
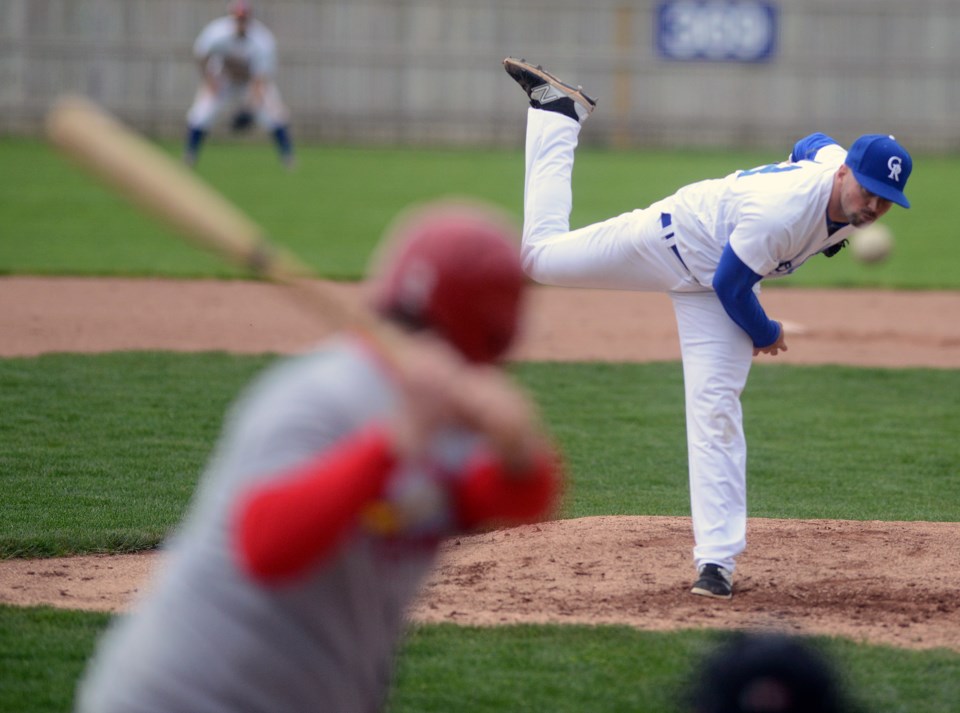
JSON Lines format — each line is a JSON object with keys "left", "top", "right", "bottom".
{"left": 789, "top": 133, "right": 840, "bottom": 163}
{"left": 712, "top": 244, "right": 781, "bottom": 348}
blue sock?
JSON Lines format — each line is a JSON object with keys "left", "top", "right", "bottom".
{"left": 185, "top": 127, "right": 206, "bottom": 155}
{"left": 271, "top": 125, "right": 293, "bottom": 159}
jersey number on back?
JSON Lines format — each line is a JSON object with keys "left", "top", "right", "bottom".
{"left": 738, "top": 164, "right": 802, "bottom": 178}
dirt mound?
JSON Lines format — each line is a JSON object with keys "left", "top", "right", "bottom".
{"left": 3, "top": 277, "right": 960, "bottom": 367}
{"left": 2, "top": 517, "right": 957, "bottom": 651}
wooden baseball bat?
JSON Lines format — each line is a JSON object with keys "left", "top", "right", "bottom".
{"left": 44, "top": 93, "right": 377, "bottom": 334}
{"left": 44, "top": 94, "right": 539, "bottom": 468}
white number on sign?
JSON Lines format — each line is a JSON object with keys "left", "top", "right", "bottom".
{"left": 658, "top": 0, "right": 777, "bottom": 62}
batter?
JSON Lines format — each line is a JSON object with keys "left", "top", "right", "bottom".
{"left": 74, "top": 202, "right": 561, "bottom": 712}
{"left": 184, "top": 1, "right": 295, "bottom": 168}
{"left": 504, "top": 57, "right": 912, "bottom": 599}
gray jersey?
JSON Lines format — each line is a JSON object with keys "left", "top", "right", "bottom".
{"left": 76, "top": 336, "right": 468, "bottom": 713}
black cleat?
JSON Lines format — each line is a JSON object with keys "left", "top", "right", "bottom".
{"left": 503, "top": 57, "right": 597, "bottom": 124}
{"left": 691, "top": 563, "right": 733, "bottom": 599}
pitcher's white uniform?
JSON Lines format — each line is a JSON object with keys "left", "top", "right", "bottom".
{"left": 522, "top": 108, "right": 853, "bottom": 573}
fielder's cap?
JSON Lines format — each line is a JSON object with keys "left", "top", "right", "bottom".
{"left": 844, "top": 134, "right": 912, "bottom": 209}
{"left": 229, "top": 0, "right": 252, "bottom": 18}
{"left": 370, "top": 199, "right": 526, "bottom": 364}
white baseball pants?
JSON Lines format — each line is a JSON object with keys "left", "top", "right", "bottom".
{"left": 186, "top": 80, "right": 289, "bottom": 131}
{"left": 521, "top": 108, "right": 753, "bottom": 573}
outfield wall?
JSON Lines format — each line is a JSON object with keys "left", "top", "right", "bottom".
{"left": 2, "top": 0, "right": 959, "bottom": 151}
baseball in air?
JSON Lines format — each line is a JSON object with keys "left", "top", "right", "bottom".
{"left": 850, "top": 223, "right": 894, "bottom": 264}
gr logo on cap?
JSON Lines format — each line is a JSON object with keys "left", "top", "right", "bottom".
{"left": 844, "top": 134, "right": 913, "bottom": 208}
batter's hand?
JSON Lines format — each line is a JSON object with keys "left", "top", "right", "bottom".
{"left": 388, "top": 334, "right": 544, "bottom": 471}
{"left": 452, "top": 363, "right": 545, "bottom": 472}
{"left": 754, "top": 321, "right": 788, "bottom": 356}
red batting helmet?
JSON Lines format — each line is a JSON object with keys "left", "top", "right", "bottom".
{"left": 370, "top": 200, "right": 526, "bottom": 364}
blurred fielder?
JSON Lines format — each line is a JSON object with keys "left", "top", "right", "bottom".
{"left": 184, "top": 1, "right": 295, "bottom": 168}
{"left": 75, "top": 201, "right": 562, "bottom": 712}
{"left": 504, "top": 57, "right": 912, "bottom": 600}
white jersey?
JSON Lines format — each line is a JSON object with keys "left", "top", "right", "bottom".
{"left": 668, "top": 144, "right": 854, "bottom": 286}
{"left": 194, "top": 16, "right": 277, "bottom": 82}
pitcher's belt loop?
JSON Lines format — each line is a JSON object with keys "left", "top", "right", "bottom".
{"left": 660, "top": 212, "right": 690, "bottom": 273}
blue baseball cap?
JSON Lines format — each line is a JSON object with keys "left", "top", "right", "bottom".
{"left": 844, "top": 134, "right": 912, "bottom": 209}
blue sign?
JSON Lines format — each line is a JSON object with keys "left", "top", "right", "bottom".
{"left": 656, "top": 0, "right": 779, "bottom": 63}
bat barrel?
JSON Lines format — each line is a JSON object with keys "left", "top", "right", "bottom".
{"left": 45, "top": 94, "right": 311, "bottom": 284}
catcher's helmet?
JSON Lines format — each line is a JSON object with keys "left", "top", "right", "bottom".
{"left": 686, "top": 633, "right": 855, "bottom": 713}
{"left": 370, "top": 200, "right": 526, "bottom": 364}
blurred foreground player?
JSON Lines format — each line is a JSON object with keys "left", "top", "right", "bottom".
{"left": 684, "top": 632, "right": 861, "bottom": 713}
{"left": 184, "top": 0, "right": 295, "bottom": 168}
{"left": 75, "top": 200, "right": 562, "bottom": 713}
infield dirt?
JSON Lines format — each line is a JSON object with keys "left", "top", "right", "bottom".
{"left": 1, "top": 277, "right": 958, "bottom": 652}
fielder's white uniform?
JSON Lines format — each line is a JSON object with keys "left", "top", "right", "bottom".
{"left": 521, "top": 108, "right": 855, "bottom": 572}
{"left": 187, "top": 15, "right": 289, "bottom": 131}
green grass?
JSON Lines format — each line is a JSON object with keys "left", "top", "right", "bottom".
{"left": 2, "top": 354, "right": 957, "bottom": 557}
{"left": 0, "top": 606, "right": 111, "bottom": 713}
{"left": 2, "top": 135, "right": 958, "bottom": 712}
{"left": 0, "top": 353, "right": 269, "bottom": 557}
{"left": 3, "top": 606, "right": 957, "bottom": 713}
{"left": 515, "top": 361, "right": 960, "bottom": 521}
{"left": 392, "top": 624, "right": 960, "bottom": 713}
{"left": 1, "top": 137, "right": 957, "bottom": 288}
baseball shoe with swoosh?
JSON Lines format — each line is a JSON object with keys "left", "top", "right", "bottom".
{"left": 691, "top": 563, "right": 733, "bottom": 599}
{"left": 503, "top": 57, "right": 597, "bottom": 124}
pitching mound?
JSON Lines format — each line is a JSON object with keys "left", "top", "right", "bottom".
{"left": 1, "top": 517, "right": 957, "bottom": 651}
